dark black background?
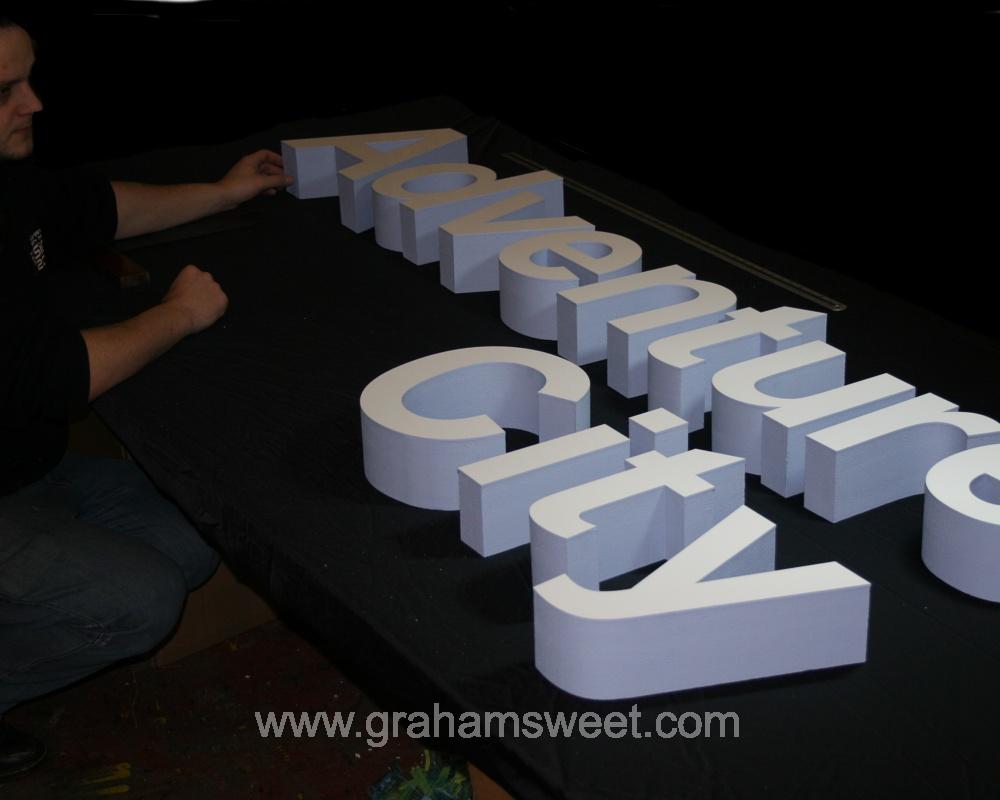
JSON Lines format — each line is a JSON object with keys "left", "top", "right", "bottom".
{"left": 9, "top": 2, "right": 998, "bottom": 341}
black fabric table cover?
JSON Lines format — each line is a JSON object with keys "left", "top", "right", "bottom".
{"left": 91, "top": 96, "right": 1000, "bottom": 799}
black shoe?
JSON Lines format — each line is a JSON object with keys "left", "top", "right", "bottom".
{"left": 0, "top": 720, "right": 46, "bottom": 780}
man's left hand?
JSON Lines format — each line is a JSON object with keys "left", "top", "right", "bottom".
{"left": 218, "top": 149, "right": 293, "bottom": 209}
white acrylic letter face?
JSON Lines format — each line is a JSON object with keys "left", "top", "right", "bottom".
{"left": 647, "top": 306, "right": 828, "bottom": 432}
{"left": 500, "top": 232, "right": 643, "bottom": 340}
{"left": 711, "top": 341, "right": 846, "bottom": 475}
{"left": 529, "top": 449, "right": 746, "bottom": 588}
{"left": 923, "top": 444, "right": 1000, "bottom": 602}
{"left": 440, "top": 193, "right": 594, "bottom": 294}
{"left": 370, "top": 164, "right": 564, "bottom": 264}
{"left": 459, "top": 425, "right": 629, "bottom": 557}
{"left": 804, "top": 394, "right": 1000, "bottom": 522}
{"left": 533, "top": 506, "right": 870, "bottom": 699}
{"left": 761, "top": 374, "right": 916, "bottom": 497}
{"left": 360, "top": 347, "right": 591, "bottom": 511}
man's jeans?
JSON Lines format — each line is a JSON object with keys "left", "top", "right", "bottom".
{"left": 0, "top": 453, "right": 219, "bottom": 714}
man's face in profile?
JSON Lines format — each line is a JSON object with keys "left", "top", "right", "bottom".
{"left": 0, "top": 24, "right": 42, "bottom": 161}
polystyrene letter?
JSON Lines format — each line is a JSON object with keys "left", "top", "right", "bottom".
{"left": 533, "top": 506, "right": 870, "bottom": 699}
{"left": 338, "top": 130, "right": 467, "bottom": 230}
{"left": 459, "top": 425, "right": 629, "bottom": 557}
{"left": 647, "top": 306, "right": 827, "bottom": 431}
{"left": 530, "top": 449, "right": 745, "bottom": 588}
{"left": 711, "top": 342, "right": 846, "bottom": 474}
{"left": 556, "top": 266, "right": 737, "bottom": 397}
{"left": 922, "top": 444, "right": 1000, "bottom": 602}
{"left": 804, "top": 394, "right": 1000, "bottom": 522}
{"left": 500, "top": 231, "right": 643, "bottom": 339}
{"left": 360, "top": 347, "right": 590, "bottom": 510}
{"left": 761, "top": 374, "right": 916, "bottom": 497}
{"left": 370, "top": 164, "right": 563, "bottom": 263}
{"left": 607, "top": 282, "right": 739, "bottom": 398}
{"left": 439, "top": 193, "right": 594, "bottom": 294}
{"left": 628, "top": 409, "right": 688, "bottom": 457}
{"left": 281, "top": 129, "right": 466, "bottom": 217}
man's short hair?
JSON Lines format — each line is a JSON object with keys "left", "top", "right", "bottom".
{"left": 0, "top": 16, "right": 35, "bottom": 46}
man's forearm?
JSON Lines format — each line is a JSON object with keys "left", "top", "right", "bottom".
{"left": 111, "top": 181, "right": 235, "bottom": 240}
{"left": 110, "top": 150, "right": 291, "bottom": 239}
{"left": 81, "top": 264, "right": 227, "bottom": 401}
{"left": 81, "top": 302, "right": 195, "bottom": 401}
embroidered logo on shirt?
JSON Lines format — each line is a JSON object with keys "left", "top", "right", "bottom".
{"left": 29, "top": 228, "right": 46, "bottom": 271}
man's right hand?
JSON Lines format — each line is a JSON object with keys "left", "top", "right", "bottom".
{"left": 83, "top": 265, "right": 229, "bottom": 401}
{"left": 161, "top": 264, "right": 229, "bottom": 335}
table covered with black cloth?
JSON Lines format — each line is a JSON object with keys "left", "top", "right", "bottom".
{"left": 90, "top": 96, "right": 1000, "bottom": 799}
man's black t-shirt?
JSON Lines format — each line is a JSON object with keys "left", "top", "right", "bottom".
{"left": 0, "top": 160, "right": 118, "bottom": 496}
